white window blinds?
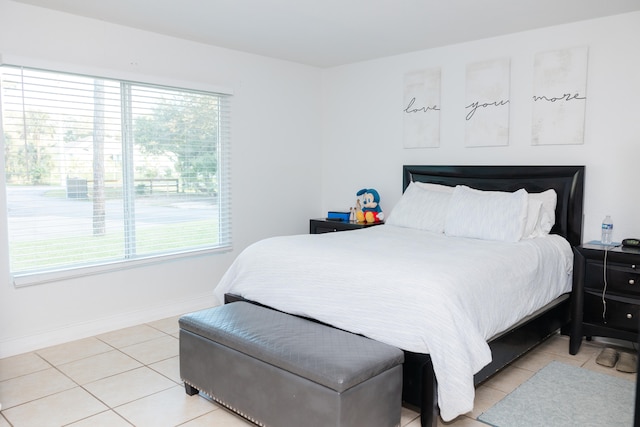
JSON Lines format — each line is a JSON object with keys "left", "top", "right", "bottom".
{"left": 0, "top": 65, "right": 231, "bottom": 283}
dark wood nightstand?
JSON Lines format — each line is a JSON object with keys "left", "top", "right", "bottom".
{"left": 569, "top": 243, "right": 640, "bottom": 354}
{"left": 309, "top": 218, "right": 383, "bottom": 234}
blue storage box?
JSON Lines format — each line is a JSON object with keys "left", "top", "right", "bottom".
{"left": 327, "top": 211, "right": 350, "bottom": 221}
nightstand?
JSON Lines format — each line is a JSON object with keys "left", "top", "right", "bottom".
{"left": 569, "top": 244, "right": 640, "bottom": 354}
{"left": 309, "top": 218, "right": 383, "bottom": 234}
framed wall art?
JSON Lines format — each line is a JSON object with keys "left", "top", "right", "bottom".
{"left": 403, "top": 67, "right": 441, "bottom": 148}
{"left": 532, "top": 47, "right": 589, "bottom": 145}
{"left": 464, "top": 58, "right": 511, "bottom": 147}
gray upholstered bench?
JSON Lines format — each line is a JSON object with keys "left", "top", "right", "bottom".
{"left": 179, "top": 302, "right": 404, "bottom": 427}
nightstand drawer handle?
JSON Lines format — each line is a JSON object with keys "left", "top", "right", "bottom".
{"left": 627, "top": 313, "right": 634, "bottom": 319}
{"left": 630, "top": 279, "right": 636, "bottom": 285}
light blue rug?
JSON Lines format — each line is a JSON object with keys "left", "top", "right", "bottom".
{"left": 478, "top": 361, "right": 635, "bottom": 427}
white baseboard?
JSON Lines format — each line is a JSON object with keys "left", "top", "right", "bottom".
{"left": 0, "top": 292, "right": 218, "bottom": 359}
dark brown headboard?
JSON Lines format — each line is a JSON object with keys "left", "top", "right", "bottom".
{"left": 403, "top": 165, "right": 585, "bottom": 247}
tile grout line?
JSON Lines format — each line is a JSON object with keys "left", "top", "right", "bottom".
{"left": 0, "top": 322, "right": 186, "bottom": 426}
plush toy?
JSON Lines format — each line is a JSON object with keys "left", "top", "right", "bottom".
{"left": 355, "top": 188, "right": 384, "bottom": 223}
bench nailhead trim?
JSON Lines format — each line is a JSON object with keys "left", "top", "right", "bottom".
{"left": 182, "top": 378, "right": 266, "bottom": 427}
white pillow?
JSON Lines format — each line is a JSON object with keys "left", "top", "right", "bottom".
{"left": 386, "top": 182, "right": 452, "bottom": 233}
{"left": 528, "top": 189, "right": 557, "bottom": 237}
{"left": 413, "top": 181, "right": 455, "bottom": 194}
{"left": 444, "top": 185, "right": 528, "bottom": 242}
{"left": 523, "top": 198, "right": 543, "bottom": 239}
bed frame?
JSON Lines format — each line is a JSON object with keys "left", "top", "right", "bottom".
{"left": 399, "top": 165, "right": 584, "bottom": 426}
{"left": 227, "top": 165, "right": 585, "bottom": 427}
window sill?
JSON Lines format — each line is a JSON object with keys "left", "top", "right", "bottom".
{"left": 12, "top": 246, "right": 231, "bottom": 288}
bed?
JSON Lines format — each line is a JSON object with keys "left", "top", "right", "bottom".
{"left": 216, "top": 165, "right": 585, "bottom": 426}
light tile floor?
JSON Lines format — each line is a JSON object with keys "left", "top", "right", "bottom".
{"left": 0, "top": 314, "right": 635, "bottom": 427}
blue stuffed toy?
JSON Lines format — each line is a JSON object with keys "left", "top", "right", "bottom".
{"left": 355, "top": 188, "right": 384, "bottom": 223}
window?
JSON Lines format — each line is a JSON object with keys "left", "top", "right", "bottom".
{"left": 0, "top": 65, "right": 231, "bottom": 284}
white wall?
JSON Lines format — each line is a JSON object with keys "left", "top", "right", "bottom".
{"left": 320, "top": 12, "right": 640, "bottom": 244}
{"left": 0, "top": 0, "right": 323, "bottom": 357}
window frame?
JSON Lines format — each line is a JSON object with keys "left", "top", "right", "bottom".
{"left": 0, "top": 63, "right": 233, "bottom": 287}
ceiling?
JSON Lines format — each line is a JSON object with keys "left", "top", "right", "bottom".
{"left": 13, "top": 0, "right": 640, "bottom": 67}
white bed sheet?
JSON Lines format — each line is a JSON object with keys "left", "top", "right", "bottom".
{"left": 213, "top": 225, "right": 573, "bottom": 421}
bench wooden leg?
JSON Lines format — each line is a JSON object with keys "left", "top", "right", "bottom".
{"left": 185, "top": 383, "right": 200, "bottom": 396}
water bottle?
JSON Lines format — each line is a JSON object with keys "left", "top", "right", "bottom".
{"left": 601, "top": 215, "right": 613, "bottom": 245}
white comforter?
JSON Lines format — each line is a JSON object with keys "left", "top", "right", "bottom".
{"left": 213, "top": 225, "right": 573, "bottom": 421}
